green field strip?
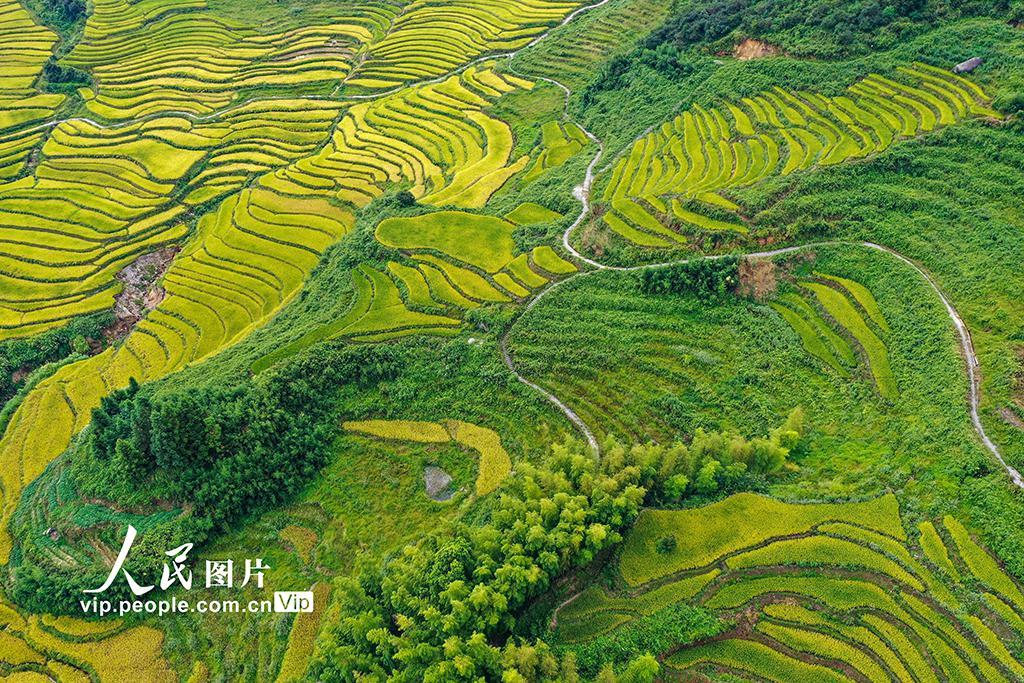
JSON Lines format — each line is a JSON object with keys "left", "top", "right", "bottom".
{"left": 983, "top": 593, "right": 1024, "bottom": 639}
{"left": 251, "top": 268, "right": 373, "bottom": 374}
{"left": 559, "top": 570, "right": 719, "bottom": 630}
{"left": 771, "top": 302, "right": 848, "bottom": 374}
{"left": 556, "top": 611, "right": 634, "bottom": 643}
{"left": 917, "top": 521, "right": 961, "bottom": 581}
{"left": 387, "top": 262, "right": 442, "bottom": 309}
{"left": 756, "top": 621, "right": 891, "bottom": 682}
{"left": 413, "top": 255, "right": 510, "bottom": 303}
{"left": 611, "top": 197, "right": 675, "bottom": 236}
{"left": 602, "top": 211, "right": 672, "bottom": 247}
{"left": 901, "top": 591, "right": 1002, "bottom": 682}
{"left": 777, "top": 293, "right": 857, "bottom": 367}
{"left": 965, "top": 615, "right": 1024, "bottom": 679}
{"left": 764, "top": 604, "right": 917, "bottom": 682}
{"left": 817, "top": 522, "right": 950, "bottom": 599}
{"left": 671, "top": 201, "right": 747, "bottom": 234}
{"left": 493, "top": 273, "right": 529, "bottom": 298}
{"left": 666, "top": 637, "right": 853, "bottom": 683}
{"left": 880, "top": 74, "right": 956, "bottom": 125}
{"left": 727, "top": 535, "right": 925, "bottom": 591}
{"left": 833, "top": 96, "right": 894, "bottom": 150}
{"left": 801, "top": 282, "right": 897, "bottom": 400}
{"left": 944, "top": 516, "right": 1024, "bottom": 612}
{"left": 376, "top": 211, "right": 517, "bottom": 273}
{"left": 530, "top": 246, "right": 576, "bottom": 275}
{"left": 598, "top": 67, "right": 993, "bottom": 246}
{"left": 859, "top": 613, "right": 941, "bottom": 683}
{"left": 620, "top": 493, "right": 903, "bottom": 585}
{"left": 504, "top": 254, "right": 548, "bottom": 289}
{"left": 417, "top": 263, "right": 479, "bottom": 309}
{"left": 861, "top": 77, "right": 937, "bottom": 132}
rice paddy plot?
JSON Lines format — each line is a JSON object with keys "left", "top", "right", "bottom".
{"left": 0, "top": 593, "right": 174, "bottom": 681}
{"left": 522, "top": 121, "right": 590, "bottom": 182}
{"left": 0, "top": 186, "right": 353, "bottom": 561}
{"left": 267, "top": 66, "right": 532, "bottom": 210}
{"left": 505, "top": 202, "right": 563, "bottom": 225}
{"left": 0, "top": 0, "right": 66, "bottom": 176}
{"left": 0, "top": 98, "right": 342, "bottom": 341}
{"left": 64, "top": 0, "right": 393, "bottom": 120}
{"left": 511, "top": 0, "right": 673, "bottom": 91}
{"left": 598, "top": 66, "right": 997, "bottom": 248}
{"left": 555, "top": 493, "right": 1024, "bottom": 683}
{"left": 343, "top": 418, "right": 512, "bottom": 495}
{"left": 347, "top": 0, "right": 580, "bottom": 90}
{"left": 772, "top": 272, "right": 895, "bottom": 399}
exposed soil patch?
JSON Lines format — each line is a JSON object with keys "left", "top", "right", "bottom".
{"left": 104, "top": 247, "right": 179, "bottom": 342}
{"left": 11, "top": 366, "right": 30, "bottom": 383}
{"left": 1000, "top": 407, "right": 1024, "bottom": 430}
{"left": 736, "top": 257, "right": 777, "bottom": 300}
{"left": 1010, "top": 344, "right": 1024, "bottom": 424}
{"left": 733, "top": 38, "right": 782, "bottom": 61}
{"left": 580, "top": 207, "right": 609, "bottom": 258}
{"left": 271, "top": 44, "right": 354, "bottom": 62}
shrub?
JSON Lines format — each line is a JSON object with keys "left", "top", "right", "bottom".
{"left": 656, "top": 536, "right": 677, "bottom": 554}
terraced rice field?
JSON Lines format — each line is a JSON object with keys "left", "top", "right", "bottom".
{"left": 771, "top": 272, "right": 896, "bottom": 399}
{"left": 0, "top": 64, "right": 558, "bottom": 561}
{"left": 347, "top": 0, "right": 580, "bottom": 90}
{"left": 65, "top": 0, "right": 393, "bottom": 120}
{"left": 0, "top": 0, "right": 66, "bottom": 179}
{"left": 252, "top": 208, "right": 575, "bottom": 371}
{"left": 598, "top": 65, "right": 997, "bottom": 247}
{"left": 522, "top": 120, "right": 589, "bottom": 182}
{"left": 343, "top": 418, "right": 513, "bottom": 495}
{"left": 0, "top": 595, "right": 174, "bottom": 681}
{"left": 557, "top": 493, "right": 1024, "bottom": 683}
{"left": 511, "top": 0, "right": 672, "bottom": 90}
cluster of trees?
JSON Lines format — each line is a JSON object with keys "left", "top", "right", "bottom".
{"left": 653, "top": 0, "right": 1013, "bottom": 58}
{"left": 9, "top": 343, "right": 400, "bottom": 613}
{"left": 0, "top": 312, "right": 109, "bottom": 407}
{"left": 81, "top": 343, "right": 399, "bottom": 530}
{"left": 604, "top": 408, "right": 803, "bottom": 505}
{"left": 636, "top": 257, "right": 738, "bottom": 299}
{"left": 581, "top": 0, "right": 1015, "bottom": 105}
{"left": 27, "top": 0, "right": 86, "bottom": 39}
{"left": 312, "top": 410, "right": 804, "bottom": 681}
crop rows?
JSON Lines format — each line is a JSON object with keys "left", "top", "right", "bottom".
{"left": 343, "top": 418, "right": 512, "bottom": 495}
{"left": 599, "top": 65, "right": 996, "bottom": 247}
{"left": 0, "top": 98, "right": 342, "bottom": 343}
{"left": 0, "top": 185, "right": 352, "bottom": 560}
{"left": 64, "top": 0, "right": 393, "bottom": 120}
{"left": 0, "top": 67, "right": 558, "bottom": 559}
{"left": 0, "top": 596, "right": 174, "bottom": 681}
{"left": 557, "top": 493, "right": 1024, "bottom": 683}
{"left": 0, "top": 0, "right": 67, "bottom": 180}
{"left": 511, "top": 0, "right": 672, "bottom": 90}
{"left": 771, "top": 272, "right": 896, "bottom": 399}
{"left": 254, "top": 232, "right": 575, "bottom": 370}
{"left": 522, "top": 120, "right": 589, "bottom": 182}
{"left": 348, "top": 0, "right": 580, "bottom": 90}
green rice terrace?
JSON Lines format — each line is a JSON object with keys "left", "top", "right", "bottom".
{"left": 1, "top": 0, "right": 1024, "bottom": 679}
